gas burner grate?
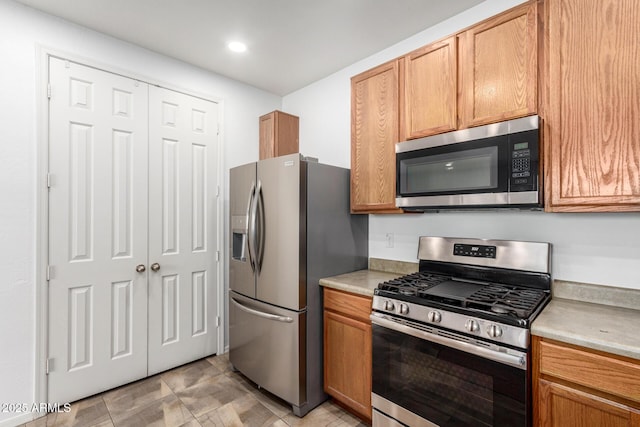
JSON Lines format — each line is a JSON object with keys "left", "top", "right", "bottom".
{"left": 466, "top": 285, "right": 546, "bottom": 319}
{"left": 378, "top": 272, "right": 448, "bottom": 296}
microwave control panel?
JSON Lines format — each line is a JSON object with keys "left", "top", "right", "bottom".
{"left": 509, "top": 132, "right": 538, "bottom": 191}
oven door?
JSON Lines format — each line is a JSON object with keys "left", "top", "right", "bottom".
{"left": 371, "top": 314, "right": 530, "bottom": 427}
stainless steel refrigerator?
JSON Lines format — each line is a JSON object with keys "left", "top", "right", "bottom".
{"left": 229, "top": 153, "right": 368, "bottom": 416}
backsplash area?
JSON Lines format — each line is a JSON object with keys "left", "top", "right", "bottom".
{"left": 368, "top": 258, "right": 418, "bottom": 275}
{"left": 369, "top": 210, "right": 640, "bottom": 290}
{"left": 553, "top": 280, "right": 640, "bottom": 310}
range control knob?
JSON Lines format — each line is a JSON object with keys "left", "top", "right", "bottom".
{"left": 427, "top": 311, "right": 442, "bottom": 323}
{"left": 487, "top": 324, "right": 503, "bottom": 338}
{"left": 465, "top": 319, "right": 480, "bottom": 333}
{"left": 399, "top": 303, "right": 409, "bottom": 315}
{"left": 384, "top": 300, "right": 395, "bottom": 312}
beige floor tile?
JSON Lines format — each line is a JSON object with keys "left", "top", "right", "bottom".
{"left": 224, "top": 372, "right": 292, "bottom": 419}
{"left": 22, "top": 415, "right": 47, "bottom": 427}
{"left": 327, "top": 410, "right": 369, "bottom": 427}
{"left": 176, "top": 374, "right": 248, "bottom": 418}
{"left": 281, "top": 403, "right": 342, "bottom": 427}
{"left": 109, "top": 394, "right": 195, "bottom": 427}
{"left": 161, "top": 359, "right": 223, "bottom": 392}
{"left": 103, "top": 376, "right": 174, "bottom": 419}
{"left": 247, "top": 388, "right": 292, "bottom": 419}
{"left": 212, "top": 403, "right": 243, "bottom": 427}
{"left": 206, "top": 353, "right": 234, "bottom": 374}
{"left": 19, "top": 356, "right": 360, "bottom": 427}
{"left": 223, "top": 371, "right": 256, "bottom": 394}
{"left": 335, "top": 410, "right": 369, "bottom": 427}
{"left": 215, "top": 393, "right": 280, "bottom": 427}
{"left": 32, "top": 396, "right": 112, "bottom": 427}
{"left": 197, "top": 410, "right": 225, "bottom": 427}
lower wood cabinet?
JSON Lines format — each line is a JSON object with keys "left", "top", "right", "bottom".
{"left": 323, "top": 288, "right": 372, "bottom": 421}
{"left": 533, "top": 336, "right": 640, "bottom": 426}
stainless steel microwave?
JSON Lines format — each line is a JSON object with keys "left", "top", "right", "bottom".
{"left": 395, "top": 115, "right": 542, "bottom": 211}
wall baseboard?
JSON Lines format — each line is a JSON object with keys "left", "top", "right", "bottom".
{"left": 0, "top": 411, "right": 39, "bottom": 427}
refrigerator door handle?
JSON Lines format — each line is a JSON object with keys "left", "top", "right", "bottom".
{"left": 256, "top": 180, "right": 265, "bottom": 274}
{"left": 247, "top": 182, "right": 257, "bottom": 272}
{"left": 230, "top": 296, "right": 294, "bottom": 323}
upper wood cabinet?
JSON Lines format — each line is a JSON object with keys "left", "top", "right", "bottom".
{"left": 349, "top": 2, "right": 539, "bottom": 213}
{"left": 350, "top": 59, "right": 403, "bottom": 213}
{"left": 543, "top": 0, "right": 640, "bottom": 211}
{"left": 259, "top": 110, "right": 299, "bottom": 160}
{"left": 404, "top": 36, "right": 457, "bottom": 139}
{"left": 458, "top": 1, "right": 538, "bottom": 129}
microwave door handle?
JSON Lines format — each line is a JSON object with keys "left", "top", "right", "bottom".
{"left": 246, "top": 182, "right": 256, "bottom": 272}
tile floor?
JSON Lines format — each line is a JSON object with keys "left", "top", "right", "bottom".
{"left": 19, "top": 354, "right": 368, "bottom": 427}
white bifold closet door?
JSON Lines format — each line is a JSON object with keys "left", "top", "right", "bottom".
{"left": 47, "top": 57, "right": 219, "bottom": 404}
{"left": 147, "top": 86, "right": 219, "bottom": 376}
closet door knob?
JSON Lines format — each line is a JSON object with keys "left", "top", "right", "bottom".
{"left": 151, "top": 263, "right": 161, "bottom": 272}
{"left": 136, "top": 264, "right": 146, "bottom": 273}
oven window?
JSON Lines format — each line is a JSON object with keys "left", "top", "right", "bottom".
{"left": 400, "top": 146, "right": 498, "bottom": 194}
{"left": 372, "top": 324, "right": 528, "bottom": 427}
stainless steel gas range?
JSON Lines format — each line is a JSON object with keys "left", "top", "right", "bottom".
{"left": 371, "top": 237, "right": 551, "bottom": 427}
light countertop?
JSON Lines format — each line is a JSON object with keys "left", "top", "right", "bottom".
{"left": 532, "top": 281, "right": 640, "bottom": 360}
{"left": 319, "top": 269, "right": 402, "bottom": 297}
{"left": 319, "top": 258, "right": 418, "bottom": 297}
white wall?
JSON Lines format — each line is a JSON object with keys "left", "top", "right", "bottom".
{"left": 284, "top": 0, "right": 640, "bottom": 290}
{"left": 2, "top": 0, "right": 639, "bottom": 424}
{"left": 0, "top": 1, "right": 279, "bottom": 425}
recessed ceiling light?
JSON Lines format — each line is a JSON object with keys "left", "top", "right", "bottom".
{"left": 228, "top": 41, "right": 247, "bottom": 53}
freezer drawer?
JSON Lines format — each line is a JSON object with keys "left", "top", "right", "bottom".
{"left": 228, "top": 291, "right": 306, "bottom": 406}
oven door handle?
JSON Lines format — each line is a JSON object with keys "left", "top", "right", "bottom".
{"left": 371, "top": 313, "right": 527, "bottom": 370}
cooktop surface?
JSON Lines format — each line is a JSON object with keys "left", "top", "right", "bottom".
{"left": 376, "top": 271, "right": 549, "bottom": 323}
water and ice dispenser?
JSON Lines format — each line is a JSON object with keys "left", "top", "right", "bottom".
{"left": 231, "top": 215, "right": 247, "bottom": 262}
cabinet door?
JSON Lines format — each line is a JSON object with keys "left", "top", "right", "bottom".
{"left": 350, "top": 59, "right": 403, "bottom": 213}
{"left": 538, "top": 379, "right": 640, "bottom": 427}
{"left": 324, "top": 309, "right": 372, "bottom": 420}
{"left": 404, "top": 36, "right": 457, "bottom": 139}
{"left": 458, "top": 1, "right": 538, "bottom": 128}
{"left": 259, "top": 111, "right": 299, "bottom": 160}
{"left": 544, "top": 0, "right": 640, "bottom": 211}
{"left": 259, "top": 112, "right": 275, "bottom": 160}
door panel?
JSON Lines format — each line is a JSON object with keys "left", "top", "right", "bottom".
{"left": 256, "top": 154, "right": 303, "bottom": 311}
{"left": 48, "top": 57, "right": 149, "bottom": 403}
{"left": 111, "top": 280, "right": 134, "bottom": 358}
{"left": 147, "top": 86, "right": 219, "bottom": 375}
{"left": 229, "top": 162, "right": 257, "bottom": 299}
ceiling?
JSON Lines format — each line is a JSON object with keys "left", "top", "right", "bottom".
{"left": 16, "top": 0, "right": 484, "bottom": 96}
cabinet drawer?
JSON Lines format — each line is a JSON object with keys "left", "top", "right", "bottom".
{"left": 539, "top": 340, "right": 640, "bottom": 403}
{"left": 324, "top": 288, "right": 372, "bottom": 322}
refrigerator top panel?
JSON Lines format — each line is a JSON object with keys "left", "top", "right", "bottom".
{"left": 256, "top": 153, "right": 305, "bottom": 311}
{"left": 229, "top": 162, "right": 257, "bottom": 299}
